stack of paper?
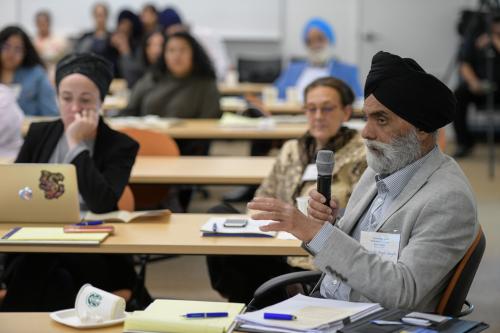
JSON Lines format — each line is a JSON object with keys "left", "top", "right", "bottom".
{"left": 0, "top": 227, "right": 110, "bottom": 245}
{"left": 124, "top": 299, "right": 245, "bottom": 333}
{"left": 236, "top": 294, "right": 382, "bottom": 333}
{"left": 200, "top": 217, "right": 277, "bottom": 237}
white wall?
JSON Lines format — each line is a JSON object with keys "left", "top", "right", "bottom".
{"left": 0, "top": 0, "right": 482, "bottom": 83}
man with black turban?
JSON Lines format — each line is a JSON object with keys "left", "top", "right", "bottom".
{"left": 248, "top": 51, "right": 479, "bottom": 312}
{"left": 1, "top": 53, "right": 145, "bottom": 311}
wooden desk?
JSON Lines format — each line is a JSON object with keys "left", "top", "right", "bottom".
{"left": 108, "top": 118, "right": 307, "bottom": 140}
{"left": 0, "top": 313, "right": 252, "bottom": 333}
{"left": 130, "top": 156, "right": 274, "bottom": 185}
{"left": 218, "top": 82, "right": 270, "bottom": 95}
{"left": 0, "top": 214, "right": 304, "bottom": 256}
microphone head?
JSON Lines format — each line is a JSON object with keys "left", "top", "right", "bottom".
{"left": 316, "top": 150, "right": 335, "bottom": 176}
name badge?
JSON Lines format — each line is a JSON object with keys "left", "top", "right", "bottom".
{"left": 360, "top": 231, "right": 400, "bottom": 263}
{"left": 301, "top": 164, "right": 317, "bottom": 182}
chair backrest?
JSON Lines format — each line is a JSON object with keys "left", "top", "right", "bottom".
{"left": 436, "top": 225, "right": 485, "bottom": 316}
{"left": 118, "top": 185, "right": 135, "bottom": 211}
{"left": 119, "top": 128, "right": 180, "bottom": 210}
{"left": 120, "top": 128, "right": 180, "bottom": 156}
{"left": 238, "top": 57, "right": 282, "bottom": 83}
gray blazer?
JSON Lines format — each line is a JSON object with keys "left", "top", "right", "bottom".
{"left": 313, "top": 148, "right": 479, "bottom": 311}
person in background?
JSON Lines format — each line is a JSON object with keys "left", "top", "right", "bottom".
{"left": 0, "top": 84, "right": 24, "bottom": 158}
{"left": 140, "top": 4, "right": 160, "bottom": 35}
{"left": 33, "top": 10, "right": 68, "bottom": 82}
{"left": 74, "top": 3, "right": 114, "bottom": 65}
{"left": 453, "top": 15, "right": 500, "bottom": 158}
{"left": 141, "top": 30, "right": 165, "bottom": 69}
{"left": 123, "top": 31, "right": 220, "bottom": 121}
{"left": 158, "top": 7, "right": 230, "bottom": 81}
{"left": 207, "top": 77, "right": 367, "bottom": 304}
{"left": 275, "top": 17, "right": 362, "bottom": 101}
{"left": 110, "top": 9, "right": 144, "bottom": 87}
{"left": 1, "top": 53, "right": 144, "bottom": 312}
{"left": 0, "top": 26, "right": 58, "bottom": 116}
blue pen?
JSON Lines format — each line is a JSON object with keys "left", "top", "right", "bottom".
{"left": 264, "top": 313, "right": 297, "bottom": 320}
{"left": 183, "top": 312, "right": 228, "bottom": 318}
{"left": 75, "top": 220, "right": 104, "bottom": 226}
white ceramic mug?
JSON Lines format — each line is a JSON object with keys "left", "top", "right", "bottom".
{"left": 296, "top": 196, "right": 309, "bottom": 216}
{"left": 75, "top": 284, "right": 126, "bottom": 323}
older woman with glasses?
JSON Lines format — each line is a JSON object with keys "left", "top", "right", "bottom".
{"left": 207, "top": 76, "right": 367, "bottom": 304}
{"left": 0, "top": 26, "right": 58, "bottom": 116}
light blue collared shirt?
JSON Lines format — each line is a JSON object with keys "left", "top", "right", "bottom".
{"left": 308, "top": 146, "right": 439, "bottom": 300}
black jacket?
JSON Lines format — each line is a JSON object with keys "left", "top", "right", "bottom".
{"left": 16, "top": 118, "right": 139, "bottom": 213}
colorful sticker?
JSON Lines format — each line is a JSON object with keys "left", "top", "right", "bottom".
{"left": 39, "top": 170, "right": 65, "bottom": 199}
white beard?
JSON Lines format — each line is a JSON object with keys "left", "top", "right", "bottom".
{"left": 307, "top": 47, "right": 331, "bottom": 66}
{"left": 365, "top": 129, "right": 422, "bottom": 175}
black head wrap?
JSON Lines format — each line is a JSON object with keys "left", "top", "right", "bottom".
{"left": 118, "top": 9, "right": 143, "bottom": 39}
{"left": 364, "top": 51, "right": 456, "bottom": 132}
{"left": 55, "top": 53, "right": 114, "bottom": 101}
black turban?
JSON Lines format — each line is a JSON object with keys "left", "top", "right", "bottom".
{"left": 364, "top": 51, "right": 456, "bottom": 133}
{"left": 55, "top": 53, "right": 114, "bottom": 101}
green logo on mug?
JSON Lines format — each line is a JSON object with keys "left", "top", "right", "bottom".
{"left": 87, "top": 292, "right": 103, "bottom": 308}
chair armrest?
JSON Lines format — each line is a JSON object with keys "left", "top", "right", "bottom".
{"left": 253, "top": 270, "right": 323, "bottom": 301}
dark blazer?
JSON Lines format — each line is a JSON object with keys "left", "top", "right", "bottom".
{"left": 16, "top": 118, "right": 139, "bottom": 213}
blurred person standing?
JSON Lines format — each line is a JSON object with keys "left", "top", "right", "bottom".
{"left": 0, "top": 84, "right": 24, "bottom": 158}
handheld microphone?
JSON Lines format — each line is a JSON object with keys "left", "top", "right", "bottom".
{"left": 316, "top": 150, "right": 334, "bottom": 206}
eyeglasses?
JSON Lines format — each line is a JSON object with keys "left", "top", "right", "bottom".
{"left": 1, "top": 43, "right": 24, "bottom": 55}
{"left": 303, "top": 105, "right": 336, "bottom": 113}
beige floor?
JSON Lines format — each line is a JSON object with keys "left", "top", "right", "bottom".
{"left": 145, "top": 142, "right": 500, "bottom": 331}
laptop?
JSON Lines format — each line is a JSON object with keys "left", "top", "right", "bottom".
{"left": 0, "top": 164, "right": 80, "bottom": 223}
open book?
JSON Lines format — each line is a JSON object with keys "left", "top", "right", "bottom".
{"left": 83, "top": 209, "right": 171, "bottom": 223}
{"left": 0, "top": 227, "right": 110, "bottom": 245}
{"left": 124, "top": 299, "right": 245, "bottom": 333}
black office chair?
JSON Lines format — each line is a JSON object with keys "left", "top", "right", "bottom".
{"left": 250, "top": 226, "right": 486, "bottom": 317}
{"left": 237, "top": 57, "right": 282, "bottom": 83}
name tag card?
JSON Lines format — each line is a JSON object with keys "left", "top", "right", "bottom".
{"left": 360, "top": 231, "right": 400, "bottom": 263}
{"left": 301, "top": 164, "right": 317, "bottom": 182}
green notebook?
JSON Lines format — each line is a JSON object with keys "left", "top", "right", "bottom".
{"left": 0, "top": 227, "right": 110, "bottom": 245}
{"left": 124, "top": 299, "right": 245, "bottom": 333}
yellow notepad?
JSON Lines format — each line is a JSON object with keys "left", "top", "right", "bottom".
{"left": 0, "top": 227, "right": 109, "bottom": 245}
{"left": 124, "top": 299, "right": 245, "bottom": 333}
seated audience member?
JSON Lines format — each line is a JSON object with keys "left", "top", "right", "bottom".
{"left": 0, "top": 26, "right": 58, "bottom": 116}
{"left": 1, "top": 53, "right": 142, "bottom": 311}
{"left": 275, "top": 17, "right": 362, "bottom": 101}
{"left": 158, "top": 7, "right": 229, "bottom": 81}
{"left": 74, "top": 3, "right": 115, "bottom": 65}
{"left": 123, "top": 31, "right": 220, "bottom": 121}
{"left": 249, "top": 51, "right": 479, "bottom": 311}
{"left": 110, "top": 9, "right": 144, "bottom": 87}
{"left": 453, "top": 15, "right": 500, "bottom": 158}
{"left": 140, "top": 4, "right": 160, "bottom": 35}
{"left": 33, "top": 10, "right": 68, "bottom": 81}
{"left": 207, "top": 77, "right": 367, "bottom": 303}
{"left": 0, "top": 84, "right": 24, "bottom": 157}
{"left": 141, "top": 30, "right": 165, "bottom": 69}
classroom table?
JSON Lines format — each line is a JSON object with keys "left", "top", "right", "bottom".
{"left": 218, "top": 82, "right": 270, "bottom": 95}
{"left": 0, "top": 214, "right": 304, "bottom": 256}
{"left": 0, "top": 313, "right": 259, "bottom": 333}
{"left": 130, "top": 156, "right": 274, "bottom": 185}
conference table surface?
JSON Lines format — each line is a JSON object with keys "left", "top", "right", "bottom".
{"left": 0, "top": 214, "right": 305, "bottom": 256}
{"left": 1, "top": 313, "right": 253, "bottom": 333}
{"left": 130, "top": 156, "right": 274, "bottom": 185}
{"left": 23, "top": 117, "right": 308, "bottom": 140}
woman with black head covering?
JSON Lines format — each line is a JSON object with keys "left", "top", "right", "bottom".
{"left": 1, "top": 53, "right": 144, "bottom": 311}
